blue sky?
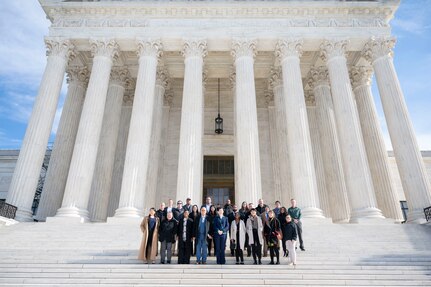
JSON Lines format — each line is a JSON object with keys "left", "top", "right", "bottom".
{"left": 0, "top": 0, "right": 430, "bottom": 150}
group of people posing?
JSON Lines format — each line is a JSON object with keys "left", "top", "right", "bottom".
{"left": 138, "top": 197, "right": 304, "bottom": 266}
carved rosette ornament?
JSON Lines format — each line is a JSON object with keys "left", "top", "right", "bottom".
{"left": 231, "top": 39, "right": 257, "bottom": 61}
{"left": 362, "top": 37, "right": 396, "bottom": 64}
{"left": 320, "top": 39, "right": 349, "bottom": 62}
{"left": 110, "top": 67, "right": 131, "bottom": 88}
{"left": 136, "top": 39, "right": 163, "bottom": 59}
{"left": 268, "top": 67, "right": 283, "bottom": 90}
{"left": 307, "top": 66, "right": 330, "bottom": 90}
{"left": 90, "top": 38, "right": 120, "bottom": 62}
{"left": 156, "top": 66, "right": 170, "bottom": 90}
{"left": 45, "top": 37, "right": 76, "bottom": 63}
{"left": 274, "top": 38, "right": 303, "bottom": 61}
{"left": 181, "top": 39, "right": 208, "bottom": 59}
{"left": 66, "top": 66, "right": 89, "bottom": 88}
{"left": 350, "top": 66, "right": 373, "bottom": 90}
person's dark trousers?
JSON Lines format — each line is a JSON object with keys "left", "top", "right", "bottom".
{"left": 296, "top": 220, "right": 304, "bottom": 249}
{"left": 207, "top": 237, "right": 213, "bottom": 256}
{"left": 281, "top": 238, "right": 287, "bottom": 256}
{"left": 235, "top": 245, "right": 244, "bottom": 263}
{"left": 214, "top": 234, "right": 227, "bottom": 264}
{"left": 178, "top": 240, "right": 192, "bottom": 264}
{"left": 269, "top": 247, "right": 280, "bottom": 264}
{"left": 245, "top": 233, "right": 251, "bottom": 256}
{"left": 251, "top": 229, "right": 262, "bottom": 263}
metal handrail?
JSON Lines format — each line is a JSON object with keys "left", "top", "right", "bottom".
{"left": 0, "top": 201, "right": 17, "bottom": 219}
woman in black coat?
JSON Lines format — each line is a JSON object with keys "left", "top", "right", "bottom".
{"left": 278, "top": 206, "right": 288, "bottom": 256}
{"left": 282, "top": 214, "right": 298, "bottom": 267}
{"left": 207, "top": 205, "right": 216, "bottom": 256}
{"left": 265, "top": 210, "right": 281, "bottom": 265}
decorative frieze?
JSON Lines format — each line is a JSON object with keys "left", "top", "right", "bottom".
{"left": 156, "top": 66, "right": 170, "bottom": 90}
{"left": 110, "top": 67, "right": 131, "bottom": 87}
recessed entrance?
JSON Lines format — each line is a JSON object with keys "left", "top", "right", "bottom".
{"left": 203, "top": 156, "right": 234, "bottom": 206}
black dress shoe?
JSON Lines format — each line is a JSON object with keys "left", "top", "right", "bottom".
{"left": 258, "top": 260, "right": 262, "bottom": 265}
{"left": 300, "top": 247, "right": 305, "bottom": 251}
{"left": 269, "top": 261, "right": 274, "bottom": 265}
{"left": 276, "top": 261, "right": 280, "bottom": 265}
{"left": 253, "top": 261, "right": 257, "bottom": 265}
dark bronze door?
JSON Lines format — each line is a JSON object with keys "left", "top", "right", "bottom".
{"left": 203, "top": 156, "right": 234, "bottom": 206}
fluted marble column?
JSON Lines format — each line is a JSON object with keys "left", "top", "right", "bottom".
{"left": 269, "top": 68, "right": 292, "bottom": 205}
{"left": 145, "top": 67, "right": 169, "bottom": 209}
{"left": 232, "top": 39, "right": 262, "bottom": 205}
{"left": 320, "top": 40, "right": 384, "bottom": 222}
{"left": 6, "top": 38, "right": 75, "bottom": 221}
{"left": 55, "top": 39, "right": 119, "bottom": 221}
{"left": 363, "top": 37, "right": 431, "bottom": 223}
{"left": 115, "top": 40, "right": 162, "bottom": 218}
{"left": 35, "top": 66, "right": 88, "bottom": 221}
{"left": 308, "top": 66, "right": 350, "bottom": 223}
{"left": 176, "top": 40, "right": 207, "bottom": 203}
{"left": 107, "top": 95, "right": 133, "bottom": 217}
{"left": 267, "top": 103, "right": 283, "bottom": 203}
{"left": 275, "top": 39, "right": 324, "bottom": 218}
{"left": 350, "top": 65, "right": 404, "bottom": 222}
{"left": 306, "top": 95, "right": 331, "bottom": 218}
{"left": 88, "top": 67, "right": 130, "bottom": 222}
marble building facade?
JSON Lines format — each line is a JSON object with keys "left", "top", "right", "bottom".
{"left": 3, "top": 0, "right": 431, "bottom": 224}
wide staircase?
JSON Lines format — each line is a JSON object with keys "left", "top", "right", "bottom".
{"left": 0, "top": 220, "right": 431, "bottom": 286}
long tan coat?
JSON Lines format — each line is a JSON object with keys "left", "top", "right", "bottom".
{"left": 138, "top": 216, "right": 159, "bottom": 261}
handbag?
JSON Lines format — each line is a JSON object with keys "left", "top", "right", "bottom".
{"left": 230, "top": 239, "right": 236, "bottom": 250}
{"left": 274, "top": 231, "right": 283, "bottom": 241}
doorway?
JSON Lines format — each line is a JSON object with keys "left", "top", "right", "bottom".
{"left": 203, "top": 156, "right": 234, "bottom": 207}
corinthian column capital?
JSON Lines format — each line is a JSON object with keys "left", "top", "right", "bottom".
{"left": 231, "top": 38, "right": 257, "bottom": 60}
{"left": 156, "top": 66, "right": 170, "bottom": 90}
{"left": 66, "top": 66, "right": 90, "bottom": 88}
{"left": 320, "top": 39, "right": 349, "bottom": 62}
{"left": 362, "top": 37, "right": 396, "bottom": 64}
{"left": 275, "top": 38, "right": 303, "bottom": 61}
{"left": 90, "top": 38, "right": 120, "bottom": 62}
{"left": 268, "top": 67, "right": 283, "bottom": 90}
{"left": 350, "top": 65, "right": 373, "bottom": 90}
{"left": 307, "top": 66, "right": 330, "bottom": 90}
{"left": 136, "top": 39, "right": 163, "bottom": 59}
{"left": 110, "top": 67, "right": 131, "bottom": 88}
{"left": 181, "top": 39, "right": 208, "bottom": 59}
{"left": 45, "top": 37, "right": 76, "bottom": 62}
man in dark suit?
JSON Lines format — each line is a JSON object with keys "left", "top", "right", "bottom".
{"left": 183, "top": 198, "right": 193, "bottom": 213}
{"left": 194, "top": 206, "right": 211, "bottom": 264}
{"left": 177, "top": 210, "right": 194, "bottom": 264}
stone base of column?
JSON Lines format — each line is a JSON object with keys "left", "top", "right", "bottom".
{"left": 333, "top": 218, "right": 350, "bottom": 224}
{"left": 52, "top": 206, "right": 90, "bottom": 222}
{"left": 406, "top": 209, "right": 428, "bottom": 224}
{"left": 114, "top": 207, "right": 144, "bottom": 218}
{"left": 14, "top": 208, "right": 34, "bottom": 222}
{"left": 301, "top": 207, "right": 326, "bottom": 219}
{"left": 349, "top": 207, "right": 386, "bottom": 224}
